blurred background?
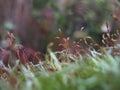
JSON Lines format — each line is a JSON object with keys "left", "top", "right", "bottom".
{"left": 0, "top": 0, "right": 120, "bottom": 52}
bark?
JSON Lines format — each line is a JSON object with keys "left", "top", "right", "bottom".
{"left": 0, "top": 0, "right": 32, "bottom": 39}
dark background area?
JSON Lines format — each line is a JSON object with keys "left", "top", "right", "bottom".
{"left": 0, "top": 0, "right": 120, "bottom": 52}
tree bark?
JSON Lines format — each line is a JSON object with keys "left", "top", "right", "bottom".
{"left": 0, "top": 0, "right": 32, "bottom": 39}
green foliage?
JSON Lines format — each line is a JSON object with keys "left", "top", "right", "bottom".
{"left": 0, "top": 27, "right": 120, "bottom": 89}
{"left": 0, "top": 31, "right": 120, "bottom": 90}
{"left": 1, "top": 51, "right": 120, "bottom": 90}
{"left": 0, "top": 1, "right": 120, "bottom": 89}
